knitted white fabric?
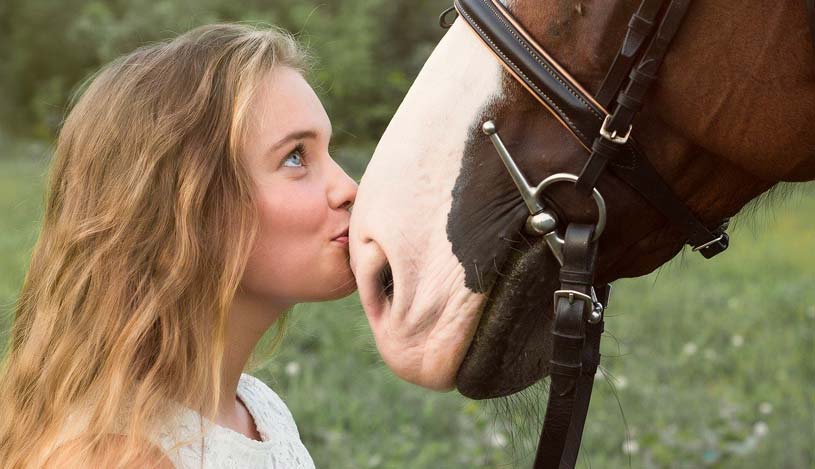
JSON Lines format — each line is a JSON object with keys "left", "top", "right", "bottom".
{"left": 154, "top": 374, "right": 315, "bottom": 469}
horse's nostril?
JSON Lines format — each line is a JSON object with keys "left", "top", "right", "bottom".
{"left": 378, "top": 262, "right": 394, "bottom": 301}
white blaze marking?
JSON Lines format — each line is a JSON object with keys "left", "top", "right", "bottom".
{"left": 351, "top": 17, "right": 506, "bottom": 389}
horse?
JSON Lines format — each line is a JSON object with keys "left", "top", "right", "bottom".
{"left": 349, "top": 0, "right": 814, "bottom": 465}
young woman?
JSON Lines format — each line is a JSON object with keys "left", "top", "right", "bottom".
{"left": 0, "top": 23, "right": 357, "bottom": 468}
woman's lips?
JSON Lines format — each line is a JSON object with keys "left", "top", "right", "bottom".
{"left": 332, "top": 229, "right": 350, "bottom": 245}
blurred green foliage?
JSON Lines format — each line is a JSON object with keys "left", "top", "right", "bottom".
{"left": 0, "top": 0, "right": 447, "bottom": 170}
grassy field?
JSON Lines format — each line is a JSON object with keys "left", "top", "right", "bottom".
{"left": 1, "top": 148, "right": 813, "bottom": 468}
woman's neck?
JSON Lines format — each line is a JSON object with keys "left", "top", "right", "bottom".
{"left": 218, "top": 292, "right": 288, "bottom": 433}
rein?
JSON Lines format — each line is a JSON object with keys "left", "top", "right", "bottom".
{"left": 433, "top": 0, "right": 815, "bottom": 467}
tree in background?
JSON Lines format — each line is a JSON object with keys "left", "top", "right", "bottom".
{"left": 0, "top": 0, "right": 447, "bottom": 172}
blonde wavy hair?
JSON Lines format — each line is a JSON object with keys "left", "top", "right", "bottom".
{"left": 0, "top": 23, "right": 308, "bottom": 467}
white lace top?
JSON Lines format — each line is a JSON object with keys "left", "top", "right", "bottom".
{"left": 154, "top": 374, "right": 315, "bottom": 469}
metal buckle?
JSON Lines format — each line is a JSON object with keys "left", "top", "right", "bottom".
{"left": 599, "top": 115, "right": 632, "bottom": 144}
{"left": 439, "top": 5, "right": 458, "bottom": 29}
{"left": 554, "top": 289, "right": 605, "bottom": 324}
{"left": 588, "top": 287, "right": 604, "bottom": 324}
{"left": 554, "top": 289, "right": 593, "bottom": 306}
{"left": 691, "top": 233, "right": 727, "bottom": 252}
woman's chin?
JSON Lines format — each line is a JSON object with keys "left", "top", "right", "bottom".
{"left": 330, "top": 277, "right": 358, "bottom": 300}
{"left": 315, "top": 272, "right": 357, "bottom": 301}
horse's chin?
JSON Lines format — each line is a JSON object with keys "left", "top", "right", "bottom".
{"left": 455, "top": 236, "right": 561, "bottom": 400}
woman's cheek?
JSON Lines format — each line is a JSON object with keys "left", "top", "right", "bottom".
{"left": 259, "top": 180, "right": 326, "bottom": 235}
{"left": 253, "top": 181, "right": 329, "bottom": 283}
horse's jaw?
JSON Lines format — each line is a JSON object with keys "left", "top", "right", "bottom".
{"left": 456, "top": 238, "right": 561, "bottom": 399}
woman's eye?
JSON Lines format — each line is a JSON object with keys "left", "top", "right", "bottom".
{"left": 283, "top": 150, "right": 304, "bottom": 168}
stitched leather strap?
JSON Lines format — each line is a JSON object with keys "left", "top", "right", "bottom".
{"left": 455, "top": 0, "right": 607, "bottom": 146}
{"left": 533, "top": 224, "right": 603, "bottom": 469}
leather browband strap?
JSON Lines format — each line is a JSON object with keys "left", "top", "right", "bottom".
{"left": 454, "top": 0, "right": 729, "bottom": 258}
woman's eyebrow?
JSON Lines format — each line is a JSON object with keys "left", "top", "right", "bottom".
{"left": 268, "top": 129, "right": 318, "bottom": 153}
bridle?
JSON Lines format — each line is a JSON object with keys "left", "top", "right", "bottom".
{"left": 437, "top": 0, "right": 815, "bottom": 467}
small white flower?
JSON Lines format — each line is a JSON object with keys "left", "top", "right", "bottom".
{"left": 367, "top": 454, "right": 383, "bottom": 467}
{"left": 753, "top": 421, "right": 769, "bottom": 437}
{"left": 718, "top": 406, "right": 733, "bottom": 419}
{"left": 758, "top": 402, "right": 773, "bottom": 415}
{"left": 488, "top": 432, "right": 507, "bottom": 448}
{"left": 731, "top": 334, "right": 744, "bottom": 347}
{"left": 285, "top": 361, "right": 301, "bottom": 377}
{"left": 682, "top": 342, "right": 698, "bottom": 356}
{"left": 615, "top": 375, "right": 628, "bottom": 390}
{"left": 322, "top": 429, "right": 342, "bottom": 444}
{"left": 622, "top": 439, "right": 640, "bottom": 455}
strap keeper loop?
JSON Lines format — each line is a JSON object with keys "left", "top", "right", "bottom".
{"left": 629, "top": 67, "right": 658, "bottom": 86}
{"left": 559, "top": 269, "right": 594, "bottom": 285}
{"left": 628, "top": 13, "right": 654, "bottom": 35}
{"left": 616, "top": 92, "right": 644, "bottom": 111}
{"left": 550, "top": 362, "right": 582, "bottom": 378}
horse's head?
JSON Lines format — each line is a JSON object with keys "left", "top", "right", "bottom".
{"left": 349, "top": 0, "right": 815, "bottom": 398}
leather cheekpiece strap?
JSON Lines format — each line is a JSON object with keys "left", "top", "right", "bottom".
{"left": 575, "top": 137, "right": 619, "bottom": 195}
{"left": 596, "top": 0, "right": 668, "bottom": 108}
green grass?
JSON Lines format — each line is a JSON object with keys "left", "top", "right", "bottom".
{"left": 0, "top": 143, "right": 51, "bottom": 334}
{"left": 1, "top": 150, "right": 813, "bottom": 468}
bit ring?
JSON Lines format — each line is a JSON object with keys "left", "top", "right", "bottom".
{"left": 535, "top": 173, "right": 606, "bottom": 241}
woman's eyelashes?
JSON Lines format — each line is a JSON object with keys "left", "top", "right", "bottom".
{"left": 281, "top": 143, "right": 308, "bottom": 168}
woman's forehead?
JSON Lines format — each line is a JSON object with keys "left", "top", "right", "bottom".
{"left": 250, "top": 67, "right": 331, "bottom": 139}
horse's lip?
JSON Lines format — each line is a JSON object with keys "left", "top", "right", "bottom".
{"left": 455, "top": 236, "right": 559, "bottom": 399}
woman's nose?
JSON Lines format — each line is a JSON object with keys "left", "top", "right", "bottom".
{"left": 327, "top": 159, "right": 358, "bottom": 211}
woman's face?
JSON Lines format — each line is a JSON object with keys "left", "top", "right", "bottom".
{"left": 239, "top": 66, "right": 357, "bottom": 308}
